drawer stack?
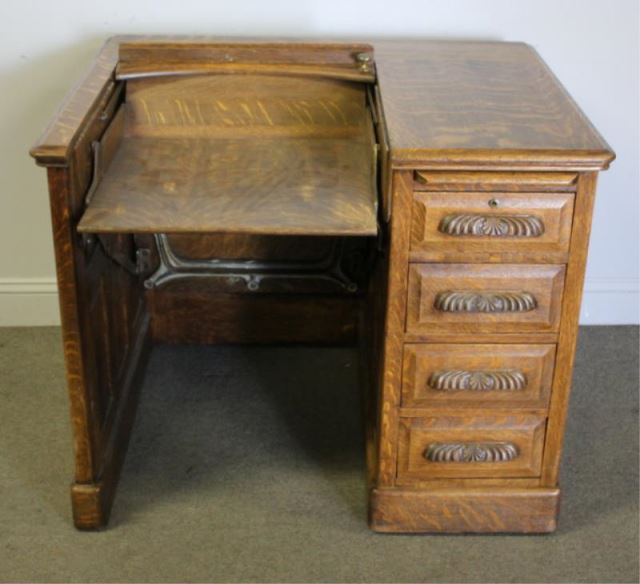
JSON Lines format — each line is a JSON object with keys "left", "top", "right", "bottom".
{"left": 395, "top": 171, "right": 578, "bottom": 487}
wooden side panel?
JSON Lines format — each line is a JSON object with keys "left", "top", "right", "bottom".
{"left": 71, "top": 316, "right": 151, "bottom": 530}
{"left": 542, "top": 173, "right": 599, "bottom": 485}
{"left": 360, "top": 236, "right": 389, "bottom": 486}
{"left": 370, "top": 487, "right": 560, "bottom": 533}
{"left": 374, "top": 170, "right": 413, "bottom": 486}
{"left": 41, "top": 79, "right": 151, "bottom": 528}
{"left": 80, "top": 238, "right": 145, "bottom": 415}
{"left": 47, "top": 164, "right": 150, "bottom": 531}
{"left": 46, "top": 167, "right": 99, "bottom": 482}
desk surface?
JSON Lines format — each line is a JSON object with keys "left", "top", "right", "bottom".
{"left": 77, "top": 135, "right": 377, "bottom": 235}
{"left": 375, "top": 40, "right": 613, "bottom": 168}
{"left": 31, "top": 37, "right": 614, "bottom": 172}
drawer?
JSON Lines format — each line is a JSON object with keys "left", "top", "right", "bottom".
{"left": 402, "top": 344, "right": 555, "bottom": 410}
{"left": 411, "top": 192, "right": 574, "bottom": 262}
{"left": 397, "top": 415, "right": 546, "bottom": 480}
{"left": 406, "top": 263, "right": 565, "bottom": 336}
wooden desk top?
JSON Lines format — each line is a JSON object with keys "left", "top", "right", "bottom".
{"left": 31, "top": 37, "right": 614, "bottom": 173}
{"left": 374, "top": 40, "right": 614, "bottom": 170}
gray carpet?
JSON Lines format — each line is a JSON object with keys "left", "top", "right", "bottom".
{"left": 0, "top": 326, "right": 638, "bottom": 583}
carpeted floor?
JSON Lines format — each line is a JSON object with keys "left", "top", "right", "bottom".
{"left": 0, "top": 326, "right": 638, "bottom": 583}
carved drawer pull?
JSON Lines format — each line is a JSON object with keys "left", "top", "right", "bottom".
{"left": 425, "top": 442, "right": 519, "bottom": 463}
{"left": 428, "top": 369, "right": 527, "bottom": 391}
{"left": 434, "top": 291, "right": 537, "bottom": 313}
{"left": 439, "top": 214, "right": 545, "bottom": 237}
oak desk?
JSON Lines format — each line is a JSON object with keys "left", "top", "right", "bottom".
{"left": 30, "top": 38, "right": 614, "bottom": 532}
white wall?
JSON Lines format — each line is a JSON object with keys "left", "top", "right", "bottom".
{"left": 1, "top": 0, "right": 637, "bottom": 325}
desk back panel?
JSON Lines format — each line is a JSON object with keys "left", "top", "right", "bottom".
{"left": 125, "top": 74, "right": 371, "bottom": 139}
{"left": 148, "top": 290, "right": 360, "bottom": 345}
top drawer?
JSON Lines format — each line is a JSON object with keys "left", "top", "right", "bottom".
{"left": 411, "top": 192, "right": 575, "bottom": 263}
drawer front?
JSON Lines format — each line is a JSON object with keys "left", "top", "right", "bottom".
{"left": 411, "top": 192, "right": 574, "bottom": 262}
{"left": 397, "top": 415, "right": 546, "bottom": 480}
{"left": 406, "top": 263, "right": 565, "bottom": 336}
{"left": 402, "top": 344, "right": 555, "bottom": 410}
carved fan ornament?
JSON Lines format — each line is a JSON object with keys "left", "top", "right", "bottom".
{"left": 428, "top": 369, "right": 527, "bottom": 391}
{"left": 439, "top": 213, "right": 545, "bottom": 237}
{"left": 434, "top": 291, "right": 537, "bottom": 313}
{"left": 425, "top": 442, "right": 519, "bottom": 463}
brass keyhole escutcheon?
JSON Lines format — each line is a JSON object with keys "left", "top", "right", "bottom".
{"left": 488, "top": 198, "right": 499, "bottom": 208}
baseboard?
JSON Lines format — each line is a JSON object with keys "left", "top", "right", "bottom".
{"left": 0, "top": 278, "right": 60, "bottom": 326}
{"left": 0, "top": 276, "right": 638, "bottom": 326}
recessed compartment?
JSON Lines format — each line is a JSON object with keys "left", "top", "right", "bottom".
{"left": 77, "top": 73, "right": 379, "bottom": 237}
{"left": 71, "top": 60, "right": 382, "bottom": 345}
